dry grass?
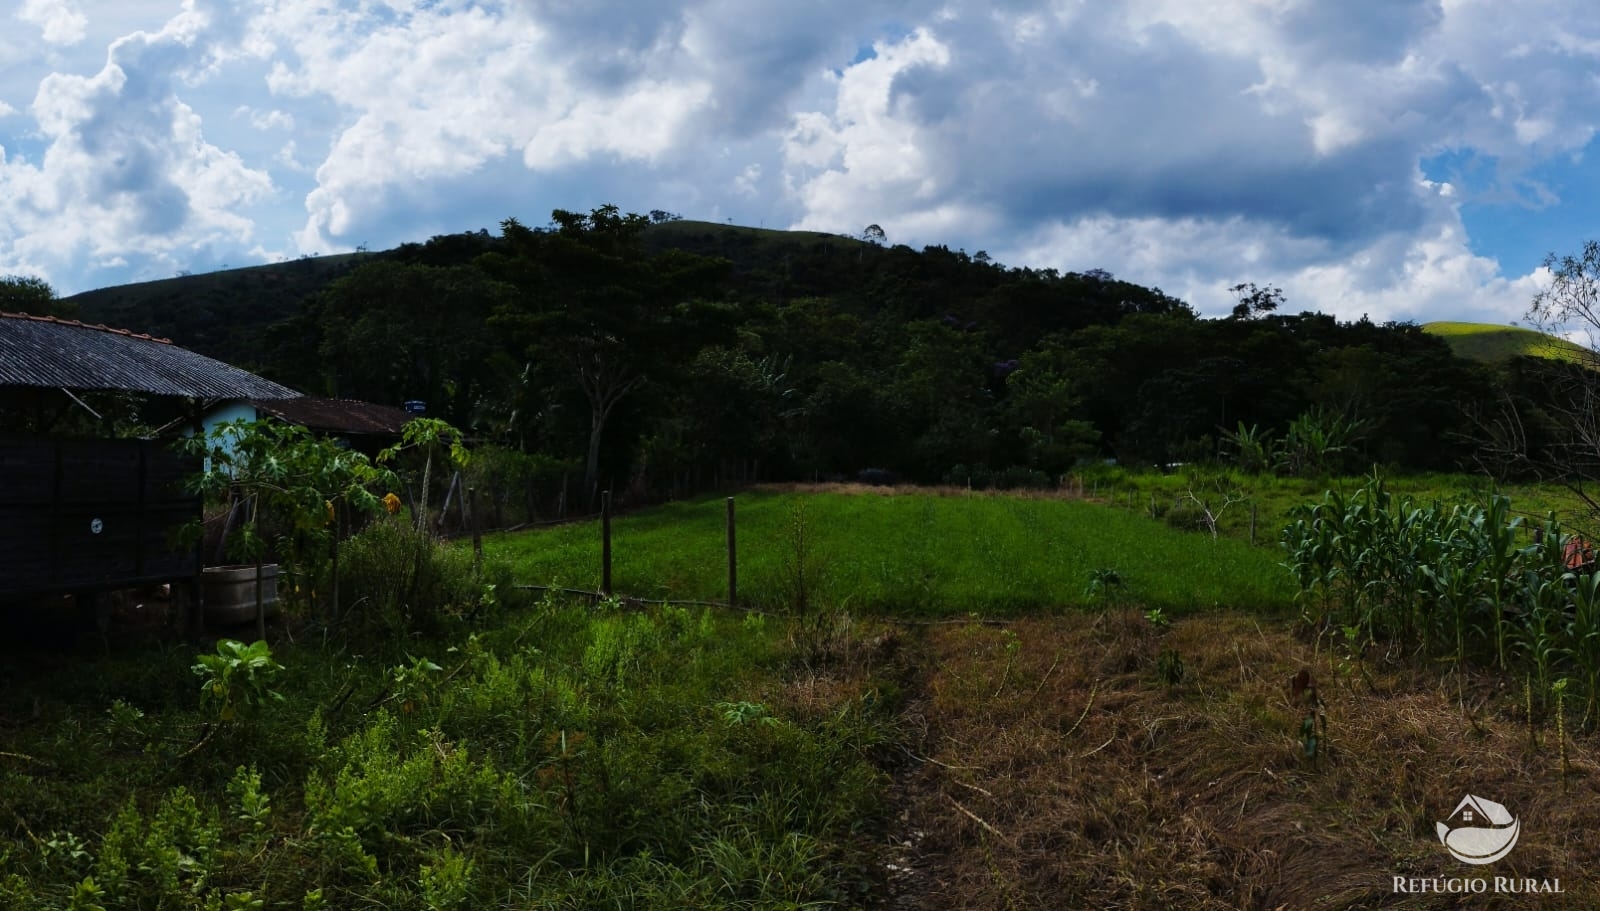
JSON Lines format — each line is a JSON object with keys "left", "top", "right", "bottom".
{"left": 889, "top": 611, "right": 1600, "bottom": 910}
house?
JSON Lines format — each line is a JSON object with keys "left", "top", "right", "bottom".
{"left": 198, "top": 395, "right": 414, "bottom": 457}
{"left": 0, "top": 312, "right": 299, "bottom": 621}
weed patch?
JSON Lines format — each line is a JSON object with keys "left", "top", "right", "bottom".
{"left": 0, "top": 595, "right": 903, "bottom": 909}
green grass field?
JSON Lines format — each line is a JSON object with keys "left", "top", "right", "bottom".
{"left": 1423, "top": 320, "right": 1592, "bottom": 364}
{"left": 1065, "top": 464, "right": 1590, "bottom": 544}
{"left": 484, "top": 488, "right": 1296, "bottom": 616}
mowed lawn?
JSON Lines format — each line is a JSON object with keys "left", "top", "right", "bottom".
{"left": 483, "top": 488, "right": 1296, "bottom": 617}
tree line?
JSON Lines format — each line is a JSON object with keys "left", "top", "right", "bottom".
{"left": 13, "top": 208, "right": 1595, "bottom": 508}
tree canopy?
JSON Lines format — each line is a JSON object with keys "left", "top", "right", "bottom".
{"left": 62, "top": 209, "right": 1566, "bottom": 505}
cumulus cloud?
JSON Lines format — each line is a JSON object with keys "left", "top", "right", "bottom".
{"left": 0, "top": 0, "right": 1596, "bottom": 320}
{"left": 19, "top": 0, "right": 88, "bottom": 46}
{"left": 0, "top": 0, "right": 272, "bottom": 283}
{"left": 779, "top": 0, "right": 1600, "bottom": 320}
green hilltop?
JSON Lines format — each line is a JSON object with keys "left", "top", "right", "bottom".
{"left": 1422, "top": 320, "right": 1593, "bottom": 364}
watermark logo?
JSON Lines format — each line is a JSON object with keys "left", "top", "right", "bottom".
{"left": 1436, "top": 794, "right": 1519, "bottom": 865}
{"left": 1393, "top": 795, "right": 1558, "bottom": 894}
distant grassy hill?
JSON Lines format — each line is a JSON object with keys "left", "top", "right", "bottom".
{"left": 1423, "top": 321, "right": 1593, "bottom": 364}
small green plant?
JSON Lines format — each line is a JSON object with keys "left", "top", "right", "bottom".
{"left": 227, "top": 765, "right": 271, "bottom": 831}
{"left": 390, "top": 654, "right": 444, "bottom": 715}
{"left": 1085, "top": 567, "right": 1124, "bottom": 603}
{"left": 1526, "top": 674, "right": 1538, "bottom": 751}
{"left": 779, "top": 499, "right": 820, "bottom": 617}
{"left": 192, "top": 639, "right": 285, "bottom": 722}
{"left": 40, "top": 832, "right": 93, "bottom": 876}
{"left": 1553, "top": 678, "right": 1571, "bottom": 788}
{"left": 717, "top": 701, "right": 781, "bottom": 727}
{"left": 1143, "top": 607, "right": 1170, "bottom": 629}
{"left": 1156, "top": 648, "right": 1184, "bottom": 688}
{"left": 1292, "top": 669, "right": 1325, "bottom": 766}
{"left": 66, "top": 876, "right": 107, "bottom": 911}
{"left": 107, "top": 698, "right": 146, "bottom": 738}
{"left": 419, "top": 848, "right": 475, "bottom": 911}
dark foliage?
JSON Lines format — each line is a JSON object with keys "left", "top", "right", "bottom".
{"left": 67, "top": 211, "right": 1518, "bottom": 502}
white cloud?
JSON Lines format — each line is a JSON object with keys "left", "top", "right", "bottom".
{"left": 1001, "top": 200, "right": 1546, "bottom": 327}
{"left": 0, "top": 0, "right": 1595, "bottom": 320}
{"left": 0, "top": 1, "right": 272, "bottom": 283}
{"left": 732, "top": 163, "right": 761, "bottom": 196}
{"left": 19, "top": 0, "right": 88, "bottom": 46}
{"left": 784, "top": 30, "right": 954, "bottom": 232}
{"left": 237, "top": 106, "right": 293, "bottom": 131}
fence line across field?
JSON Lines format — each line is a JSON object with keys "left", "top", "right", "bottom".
{"left": 506, "top": 491, "right": 1028, "bottom": 628}
{"left": 508, "top": 582, "right": 1013, "bottom": 628}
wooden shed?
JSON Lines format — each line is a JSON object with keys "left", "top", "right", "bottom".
{"left": 0, "top": 312, "right": 300, "bottom": 621}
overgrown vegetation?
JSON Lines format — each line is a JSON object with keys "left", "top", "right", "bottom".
{"left": 0, "top": 570, "right": 903, "bottom": 909}
{"left": 21, "top": 210, "right": 1600, "bottom": 908}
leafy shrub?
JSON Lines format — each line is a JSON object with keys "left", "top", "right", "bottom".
{"left": 333, "top": 519, "right": 517, "bottom": 637}
{"left": 303, "top": 712, "right": 517, "bottom": 882}
{"left": 193, "top": 640, "right": 285, "bottom": 723}
{"left": 1164, "top": 502, "right": 1208, "bottom": 532}
{"left": 93, "top": 788, "right": 221, "bottom": 907}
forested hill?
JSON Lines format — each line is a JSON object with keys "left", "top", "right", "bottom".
{"left": 63, "top": 252, "right": 371, "bottom": 371}
{"left": 56, "top": 210, "right": 1574, "bottom": 492}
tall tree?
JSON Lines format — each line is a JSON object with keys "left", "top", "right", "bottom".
{"left": 1490, "top": 240, "right": 1600, "bottom": 518}
{"left": 0, "top": 275, "right": 75, "bottom": 318}
{"left": 307, "top": 261, "right": 516, "bottom": 428}
{"left": 484, "top": 206, "right": 731, "bottom": 502}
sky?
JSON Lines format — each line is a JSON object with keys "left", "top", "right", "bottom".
{"left": 1, "top": 0, "right": 1598, "bottom": 324}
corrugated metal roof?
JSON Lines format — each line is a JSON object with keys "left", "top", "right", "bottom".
{"left": 0, "top": 312, "right": 300, "bottom": 399}
{"left": 251, "top": 396, "right": 412, "bottom": 435}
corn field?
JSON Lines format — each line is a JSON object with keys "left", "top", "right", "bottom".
{"left": 1282, "top": 476, "right": 1600, "bottom": 725}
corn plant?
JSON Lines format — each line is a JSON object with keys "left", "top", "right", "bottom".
{"left": 1566, "top": 570, "right": 1600, "bottom": 728}
{"left": 1417, "top": 514, "right": 1482, "bottom": 666}
{"left": 1513, "top": 569, "right": 1568, "bottom": 703}
{"left": 1471, "top": 495, "right": 1526, "bottom": 671}
{"left": 1283, "top": 478, "right": 1600, "bottom": 725}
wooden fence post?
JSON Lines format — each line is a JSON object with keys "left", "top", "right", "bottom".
{"left": 726, "top": 497, "right": 737, "bottom": 608}
{"left": 601, "top": 490, "right": 612, "bottom": 597}
{"left": 470, "top": 486, "right": 482, "bottom": 569}
{"left": 1250, "top": 503, "right": 1258, "bottom": 545}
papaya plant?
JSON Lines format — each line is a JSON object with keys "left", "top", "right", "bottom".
{"left": 179, "top": 419, "right": 397, "bottom": 633}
